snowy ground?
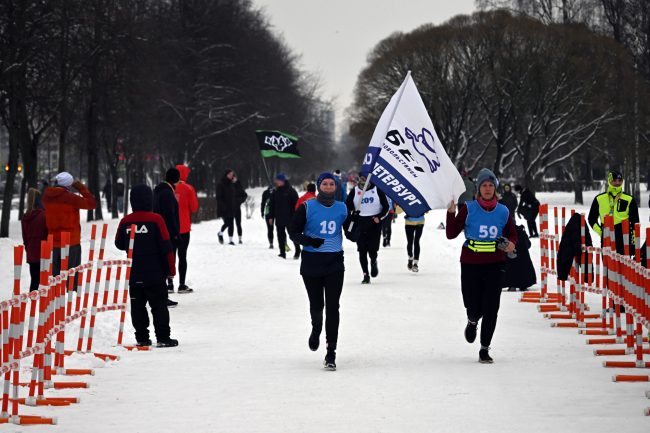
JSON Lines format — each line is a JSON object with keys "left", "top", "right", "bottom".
{"left": 0, "top": 187, "right": 649, "bottom": 433}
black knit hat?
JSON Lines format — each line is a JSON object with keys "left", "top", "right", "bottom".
{"left": 130, "top": 184, "right": 153, "bottom": 211}
{"left": 165, "top": 168, "right": 181, "bottom": 184}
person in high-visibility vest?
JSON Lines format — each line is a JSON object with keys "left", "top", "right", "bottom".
{"left": 587, "top": 170, "right": 639, "bottom": 255}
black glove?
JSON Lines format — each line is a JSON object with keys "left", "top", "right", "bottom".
{"left": 307, "top": 237, "right": 325, "bottom": 248}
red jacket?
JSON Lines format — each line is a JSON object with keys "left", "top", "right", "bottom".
{"left": 295, "top": 191, "right": 316, "bottom": 210}
{"left": 175, "top": 165, "right": 199, "bottom": 234}
{"left": 21, "top": 209, "right": 48, "bottom": 263}
{"left": 43, "top": 185, "right": 97, "bottom": 247}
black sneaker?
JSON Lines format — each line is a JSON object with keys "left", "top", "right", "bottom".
{"left": 167, "top": 279, "right": 174, "bottom": 294}
{"left": 382, "top": 238, "right": 388, "bottom": 247}
{"left": 218, "top": 233, "right": 224, "bottom": 244}
{"left": 293, "top": 252, "right": 301, "bottom": 260}
{"left": 228, "top": 241, "right": 235, "bottom": 246}
{"left": 167, "top": 299, "right": 178, "bottom": 308}
{"left": 361, "top": 274, "right": 370, "bottom": 284}
{"left": 278, "top": 253, "right": 286, "bottom": 259}
{"left": 370, "top": 260, "right": 379, "bottom": 278}
{"left": 308, "top": 328, "right": 320, "bottom": 352}
{"left": 157, "top": 338, "right": 179, "bottom": 348}
{"left": 479, "top": 348, "right": 493, "bottom": 364}
{"left": 136, "top": 339, "right": 152, "bottom": 347}
{"left": 177, "top": 285, "right": 194, "bottom": 294}
{"left": 323, "top": 350, "right": 336, "bottom": 371}
{"left": 411, "top": 262, "right": 419, "bottom": 273}
{"left": 238, "top": 239, "right": 243, "bottom": 244}
{"left": 464, "top": 320, "right": 477, "bottom": 343}
{"left": 269, "top": 244, "right": 274, "bottom": 249}
{"left": 407, "top": 258, "right": 413, "bottom": 270}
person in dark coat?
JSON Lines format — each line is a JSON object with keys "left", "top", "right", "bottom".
{"left": 515, "top": 185, "right": 540, "bottom": 238}
{"left": 501, "top": 225, "right": 537, "bottom": 291}
{"left": 115, "top": 184, "right": 178, "bottom": 347}
{"left": 557, "top": 213, "right": 593, "bottom": 281}
{"left": 116, "top": 178, "right": 125, "bottom": 213}
{"left": 102, "top": 180, "right": 112, "bottom": 214}
{"left": 153, "top": 168, "right": 181, "bottom": 305}
{"left": 21, "top": 188, "right": 48, "bottom": 291}
{"left": 261, "top": 185, "right": 275, "bottom": 249}
{"left": 216, "top": 169, "right": 248, "bottom": 245}
{"left": 499, "top": 183, "right": 518, "bottom": 219}
{"left": 268, "top": 173, "right": 300, "bottom": 259}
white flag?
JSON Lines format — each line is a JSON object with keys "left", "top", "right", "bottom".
{"left": 360, "top": 72, "right": 466, "bottom": 215}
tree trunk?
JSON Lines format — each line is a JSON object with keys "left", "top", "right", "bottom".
{"left": 571, "top": 156, "right": 583, "bottom": 205}
{"left": 86, "top": 0, "right": 103, "bottom": 222}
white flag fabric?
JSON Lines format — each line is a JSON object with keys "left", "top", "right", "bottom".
{"left": 360, "top": 72, "right": 466, "bottom": 215}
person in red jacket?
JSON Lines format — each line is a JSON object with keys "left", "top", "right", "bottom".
{"left": 295, "top": 183, "right": 316, "bottom": 210}
{"left": 446, "top": 168, "right": 517, "bottom": 364}
{"left": 22, "top": 188, "right": 48, "bottom": 291}
{"left": 174, "top": 164, "right": 199, "bottom": 293}
{"left": 42, "top": 172, "right": 97, "bottom": 281}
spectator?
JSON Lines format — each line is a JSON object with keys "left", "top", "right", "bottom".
{"left": 268, "top": 173, "right": 300, "bottom": 259}
{"left": 499, "top": 183, "right": 518, "bottom": 218}
{"left": 116, "top": 178, "right": 125, "bottom": 213}
{"left": 115, "top": 184, "right": 178, "bottom": 348}
{"left": 42, "top": 172, "right": 97, "bottom": 282}
{"left": 333, "top": 169, "right": 348, "bottom": 203}
{"left": 514, "top": 184, "right": 540, "bottom": 238}
{"left": 261, "top": 185, "right": 275, "bottom": 249}
{"left": 174, "top": 164, "right": 199, "bottom": 294}
{"left": 21, "top": 188, "right": 48, "bottom": 291}
{"left": 295, "top": 183, "right": 317, "bottom": 210}
{"left": 501, "top": 225, "right": 536, "bottom": 292}
{"left": 153, "top": 168, "right": 181, "bottom": 307}
{"left": 216, "top": 169, "right": 248, "bottom": 245}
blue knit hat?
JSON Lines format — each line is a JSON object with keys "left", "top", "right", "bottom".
{"left": 275, "top": 172, "right": 287, "bottom": 182}
{"left": 316, "top": 172, "right": 336, "bottom": 188}
{"left": 475, "top": 168, "right": 498, "bottom": 188}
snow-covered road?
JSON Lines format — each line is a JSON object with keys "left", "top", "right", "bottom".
{"left": 0, "top": 189, "right": 648, "bottom": 432}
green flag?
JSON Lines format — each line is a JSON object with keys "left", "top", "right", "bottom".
{"left": 255, "top": 130, "right": 301, "bottom": 159}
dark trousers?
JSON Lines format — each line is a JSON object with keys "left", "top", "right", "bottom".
{"left": 405, "top": 225, "right": 424, "bottom": 260}
{"left": 265, "top": 218, "right": 274, "bottom": 245}
{"left": 28, "top": 261, "right": 40, "bottom": 291}
{"left": 382, "top": 215, "right": 393, "bottom": 242}
{"left": 277, "top": 224, "right": 300, "bottom": 257}
{"left": 357, "top": 224, "right": 381, "bottom": 274}
{"left": 176, "top": 233, "right": 190, "bottom": 285}
{"left": 526, "top": 213, "right": 539, "bottom": 237}
{"left": 221, "top": 213, "right": 243, "bottom": 238}
{"left": 130, "top": 282, "right": 171, "bottom": 342}
{"left": 460, "top": 263, "right": 505, "bottom": 347}
{"left": 52, "top": 244, "right": 82, "bottom": 288}
{"left": 302, "top": 271, "right": 344, "bottom": 350}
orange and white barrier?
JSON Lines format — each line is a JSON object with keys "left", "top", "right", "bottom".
{"left": 522, "top": 204, "right": 650, "bottom": 416}
{"left": 0, "top": 223, "right": 141, "bottom": 426}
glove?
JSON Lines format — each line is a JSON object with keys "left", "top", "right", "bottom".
{"left": 307, "top": 237, "right": 325, "bottom": 248}
{"left": 71, "top": 180, "right": 85, "bottom": 191}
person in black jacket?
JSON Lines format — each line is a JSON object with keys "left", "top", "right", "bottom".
{"left": 345, "top": 173, "right": 389, "bottom": 284}
{"left": 153, "top": 168, "right": 181, "bottom": 303}
{"left": 115, "top": 184, "right": 178, "bottom": 348}
{"left": 261, "top": 185, "right": 275, "bottom": 249}
{"left": 499, "top": 183, "right": 518, "bottom": 219}
{"left": 515, "top": 185, "right": 540, "bottom": 238}
{"left": 216, "top": 169, "right": 248, "bottom": 245}
{"left": 268, "top": 173, "right": 300, "bottom": 259}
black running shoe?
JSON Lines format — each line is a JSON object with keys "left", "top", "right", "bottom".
{"left": 411, "top": 262, "right": 419, "bottom": 273}
{"left": 479, "top": 348, "right": 493, "bottom": 364}
{"left": 167, "top": 299, "right": 178, "bottom": 308}
{"left": 324, "top": 350, "right": 336, "bottom": 371}
{"left": 464, "top": 320, "right": 477, "bottom": 343}
{"left": 361, "top": 274, "right": 370, "bottom": 284}
{"left": 370, "top": 260, "right": 379, "bottom": 278}
{"left": 382, "top": 238, "right": 388, "bottom": 247}
{"left": 407, "top": 258, "right": 413, "bottom": 270}
{"left": 308, "top": 328, "right": 320, "bottom": 352}
{"left": 228, "top": 241, "right": 235, "bottom": 246}
{"left": 238, "top": 239, "right": 243, "bottom": 244}
{"left": 218, "top": 233, "right": 224, "bottom": 244}
{"left": 167, "top": 279, "right": 174, "bottom": 294}
{"left": 177, "top": 285, "right": 194, "bottom": 294}
{"left": 136, "top": 339, "right": 152, "bottom": 347}
{"left": 293, "top": 253, "right": 301, "bottom": 260}
{"left": 278, "top": 253, "right": 286, "bottom": 259}
{"left": 269, "top": 244, "right": 274, "bottom": 249}
{"left": 157, "top": 339, "right": 179, "bottom": 348}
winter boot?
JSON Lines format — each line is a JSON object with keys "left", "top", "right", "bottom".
{"left": 157, "top": 338, "right": 179, "bottom": 348}
{"left": 479, "top": 347, "right": 493, "bottom": 364}
{"left": 136, "top": 339, "right": 152, "bottom": 347}
{"left": 464, "top": 320, "right": 478, "bottom": 343}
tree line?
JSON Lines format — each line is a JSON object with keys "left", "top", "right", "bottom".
{"left": 0, "top": 0, "right": 335, "bottom": 237}
{"left": 350, "top": 6, "right": 650, "bottom": 204}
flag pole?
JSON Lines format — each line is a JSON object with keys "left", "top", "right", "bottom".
{"left": 259, "top": 153, "right": 273, "bottom": 186}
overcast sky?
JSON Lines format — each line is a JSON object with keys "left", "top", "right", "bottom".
{"left": 253, "top": 0, "right": 477, "bottom": 130}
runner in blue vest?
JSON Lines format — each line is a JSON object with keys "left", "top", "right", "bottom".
{"left": 446, "top": 168, "right": 517, "bottom": 364}
{"left": 290, "top": 172, "right": 350, "bottom": 371}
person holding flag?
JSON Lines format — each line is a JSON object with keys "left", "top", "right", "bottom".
{"left": 446, "top": 168, "right": 517, "bottom": 364}
{"left": 346, "top": 173, "right": 389, "bottom": 284}
{"left": 289, "top": 172, "right": 350, "bottom": 371}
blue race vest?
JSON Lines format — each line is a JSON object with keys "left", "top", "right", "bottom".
{"left": 303, "top": 200, "right": 348, "bottom": 253}
{"left": 463, "top": 200, "right": 509, "bottom": 243}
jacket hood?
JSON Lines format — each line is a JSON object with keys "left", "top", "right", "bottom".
{"left": 130, "top": 184, "right": 153, "bottom": 211}
{"left": 43, "top": 186, "right": 70, "bottom": 199}
{"left": 176, "top": 164, "right": 190, "bottom": 182}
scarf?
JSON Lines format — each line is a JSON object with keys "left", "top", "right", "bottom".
{"left": 477, "top": 196, "right": 497, "bottom": 210}
{"left": 317, "top": 191, "right": 335, "bottom": 207}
